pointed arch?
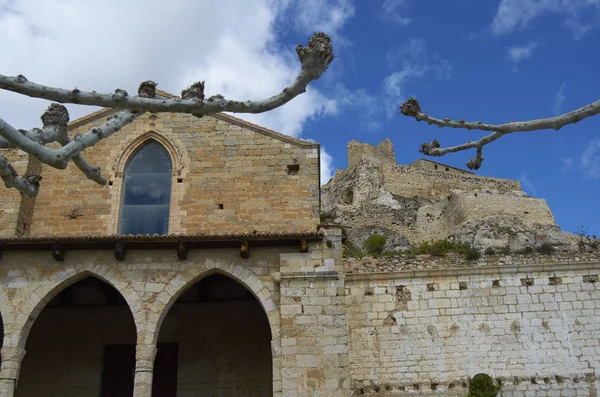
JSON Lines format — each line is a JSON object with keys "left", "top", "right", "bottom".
{"left": 16, "top": 269, "right": 142, "bottom": 349}
{"left": 115, "top": 131, "right": 182, "bottom": 178}
{"left": 152, "top": 263, "right": 279, "bottom": 396}
{"left": 150, "top": 263, "right": 279, "bottom": 347}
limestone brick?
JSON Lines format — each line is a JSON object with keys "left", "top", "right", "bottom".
{"left": 345, "top": 257, "right": 600, "bottom": 396}
{"left": 25, "top": 112, "right": 320, "bottom": 237}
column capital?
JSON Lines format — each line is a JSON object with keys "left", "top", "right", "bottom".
{"left": 135, "top": 344, "right": 157, "bottom": 373}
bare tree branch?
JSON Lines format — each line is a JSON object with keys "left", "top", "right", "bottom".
{"left": 0, "top": 33, "right": 333, "bottom": 116}
{"left": 0, "top": 156, "right": 41, "bottom": 196}
{"left": 56, "top": 136, "right": 106, "bottom": 185}
{"left": 0, "top": 33, "right": 334, "bottom": 195}
{"left": 400, "top": 97, "right": 600, "bottom": 169}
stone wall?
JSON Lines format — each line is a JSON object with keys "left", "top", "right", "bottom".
{"left": 0, "top": 149, "right": 36, "bottom": 238}
{"left": 26, "top": 110, "right": 320, "bottom": 237}
{"left": 381, "top": 164, "right": 521, "bottom": 199}
{"left": 344, "top": 253, "right": 600, "bottom": 396}
{"left": 0, "top": 227, "right": 349, "bottom": 397}
{"left": 347, "top": 140, "right": 396, "bottom": 168}
{"left": 416, "top": 191, "right": 556, "bottom": 242}
{"left": 408, "top": 159, "right": 472, "bottom": 175}
{"left": 278, "top": 226, "right": 351, "bottom": 395}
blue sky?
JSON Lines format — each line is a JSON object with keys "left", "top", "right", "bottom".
{"left": 0, "top": 0, "right": 598, "bottom": 236}
{"left": 276, "top": 0, "right": 600, "bottom": 237}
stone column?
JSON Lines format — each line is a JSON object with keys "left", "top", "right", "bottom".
{"left": 0, "top": 347, "right": 26, "bottom": 397}
{"left": 133, "top": 344, "right": 157, "bottom": 397}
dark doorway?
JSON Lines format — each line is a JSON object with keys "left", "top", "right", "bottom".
{"left": 100, "top": 343, "right": 178, "bottom": 397}
{"left": 157, "top": 273, "right": 273, "bottom": 396}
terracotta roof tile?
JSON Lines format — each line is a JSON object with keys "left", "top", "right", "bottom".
{"left": 0, "top": 231, "right": 323, "bottom": 244}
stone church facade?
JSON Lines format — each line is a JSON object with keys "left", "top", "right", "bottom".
{"left": 1, "top": 94, "right": 600, "bottom": 397}
{"left": 0, "top": 98, "right": 348, "bottom": 397}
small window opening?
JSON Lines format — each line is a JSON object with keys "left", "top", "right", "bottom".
{"left": 434, "top": 164, "right": 438, "bottom": 170}
{"left": 177, "top": 178, "right": 183, "bottom": 183}
{"left": 217, "top": 203, "right": 224, "bottom": 209}
{"left": 108, "top": 180, "right": 113, "bottom": 186}
{"left": 287, "top": 164, "right": 300, "bottom": 174}
{"left": 445, "top": 167, "right": 449, "bottom": 171}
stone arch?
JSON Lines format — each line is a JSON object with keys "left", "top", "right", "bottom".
{"left": 15, "top": 268, "right": 143, "bottom": 349}
{"left": 150, "top": 262, "right": 279, "bottom": 347}
{"left": 115, "top": 131, "right": 183, "bottom": 178}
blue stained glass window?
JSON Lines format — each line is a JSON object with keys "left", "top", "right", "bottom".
{"left": 119, "top": 141, "right": 172, "bottom": 235}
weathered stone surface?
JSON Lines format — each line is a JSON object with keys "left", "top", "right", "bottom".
{"left": 323, "top": 140, "right": 563, "bottom": 251}
{"left": 2, "top": 111, "right": 321, "bottom": 237}
{"left": 451, "top": 215, "right": 576, "bottom": 252}
{"left": 346, "top": 225, "right": 410, "bottom": 253}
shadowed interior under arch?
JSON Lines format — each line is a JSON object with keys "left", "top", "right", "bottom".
{"left": 15, "top": 277, "right": 137, "bottom": 397}
{"left": 157, "top": 273, "right": 273, "bottom": 396}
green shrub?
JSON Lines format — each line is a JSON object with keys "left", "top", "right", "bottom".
{"left": 414, "top": 240, "right": 481, "bottom": 260}
{"left": 591, "top": 241, "right": 599, "bottom": 249}
{"left": 484, "top": 246, "right": 496, "bottom": 255}
{"left": 466, "top": 373, "right": 501, "bottom": 397}
{"left": 519, "top": 246, "right": 535, "bottom": 254}
{"left": 363, "top": 234, "right": 386, "bottom": 256}
{"left": 536, "top": 242, "right": 556, "bottom": 255}
{"left": 464, "top": 246, "right": 481, "bottom": 261}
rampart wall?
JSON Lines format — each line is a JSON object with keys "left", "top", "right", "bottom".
{"left": 381, "top": 164, "right": 522, "bottom": 199}
{"left": 345, "top": 250, "right": 600, "bottom": 396}
{"left": 417, "top": 191, "right": 556, "bottom": 242}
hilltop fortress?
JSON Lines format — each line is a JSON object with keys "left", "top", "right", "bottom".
{"left": 322, "top": 139, "right": 566, "bottom": 252}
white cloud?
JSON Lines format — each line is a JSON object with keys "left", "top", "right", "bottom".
{"left": 507, "top": 42, "right": 538, "bottom": 69}
{"left": 383, "top": 66, "right": 426, "bottom": 99}
{"left": 320, "top": 147, "right": 335, "bottom": 184}
{"left": 382, "top": 0, "right": 412, "bottom": 25}
{"left": 382, "top": 38, "right": 452, "bottom": 119}
{"left": 332, "top": 38, "right": 453, "bottom": 131}
{"left": 519, "top": 173, "right": 537, "bottom": 196}
{"left": 0, "top": 0, "right": 346, "bottom": 140}
{"left": 581, "top": 139, "right": 600, "bottom": 178}
{"left": 491, "top": 0, "right": 600, "bottom": 39}
{"left": 282, "top": 0, "right": 355, "bottom": 43}
{"left": 552, "top": 82, "right": 567, "bottom": 115}
{"left": 561, "top": 157, "right": 573, "bottom": 174}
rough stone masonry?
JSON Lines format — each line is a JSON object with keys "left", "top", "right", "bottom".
{"left": 0, "top": 103, "right": 599, "bottom": 396}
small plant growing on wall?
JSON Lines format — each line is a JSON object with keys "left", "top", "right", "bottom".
{"left": 466, "top": 373, "right": 501, "bottom": 397}
{"left": 363, "top": 234, "right": 386, "bottom": 256}
{"left": 536, "top": 242, "right": 556, "bottom": 255}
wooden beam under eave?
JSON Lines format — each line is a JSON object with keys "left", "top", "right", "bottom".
{"left": 300, "top": 240, "right": 308, "bottom": 253}
{"left": 52, "top": 243, "right": 65, "bottom": 261}
{"left": 114, "top": 242, "right": 126, "bottom": 261}
{"left": 177, "top": 242, "right": 188, "bottom": 260}
{"left": 240, "top": 240, "right": 249, "bottom": 259}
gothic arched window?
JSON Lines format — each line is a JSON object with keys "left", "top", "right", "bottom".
{"left": 119, "top": 141, "right": 172, "bottom": 235}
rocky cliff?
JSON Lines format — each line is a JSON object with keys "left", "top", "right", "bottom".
{"left": 321, "top": 140, "right": 592, "bottom": 253}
